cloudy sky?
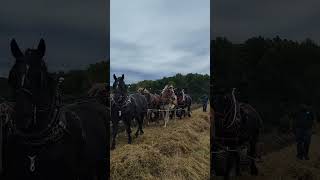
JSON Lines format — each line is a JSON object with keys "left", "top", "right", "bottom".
{"left": 0, "top": 0, "right": 108, "bottom": 77}
{"left": 111, "top": 0, "right": 210, "bottom": 84}
{"left": 212, "top": 0, "right": 320, "bottom": 43}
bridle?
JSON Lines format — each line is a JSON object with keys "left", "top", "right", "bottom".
{"left": 14, "top": 60, "right": 49, "bottom": 127}
{"left": 10, "top": 71, "right": 65, "bottom": 146}
{"left": 112, "top": 79, "right": 132, "bottom": 117}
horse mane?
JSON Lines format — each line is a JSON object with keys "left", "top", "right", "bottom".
{"left": 162, "top": 85, "right": 169, "bottom": 94}
{"left": 88, "top": 83, "right": 107, "bottom": 97}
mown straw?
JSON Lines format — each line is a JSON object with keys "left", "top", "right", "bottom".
{"left": 111, "top": 108, "right": 210, "bottom": 180}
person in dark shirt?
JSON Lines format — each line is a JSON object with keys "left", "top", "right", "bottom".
{"left": 201, "top": 94, "right": 209, "bottom": 112}
{"left": 293, "top": 104, "right": 314, "bottom": 160}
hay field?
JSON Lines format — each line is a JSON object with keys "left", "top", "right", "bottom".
{"left": 233, "top": 125, "right": 320, "bottom": 180}
{"left": 110, "top": 108, "right": 210, "bottom": 180}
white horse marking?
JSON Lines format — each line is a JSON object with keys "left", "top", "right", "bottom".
{"left": 28, "top": 155, "right": 36, "bottom": 172}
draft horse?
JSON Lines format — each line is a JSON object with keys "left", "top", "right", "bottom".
{"left": 211, "top": 88, "right": 262, "bottom": 178}
{"left": 111, "top": 74, "right": 147, "bottom": 150}
{"left": 175, "top": 88, "right": 192, "bottom": 119}
{"left": 160, "top": 85, "right": 177, "bottom": 127}
{"left": 139, "top": 88, "right": 161, "bottom": 124}
{"left": 2, "top": 39, "right": 108, "bottom": 180}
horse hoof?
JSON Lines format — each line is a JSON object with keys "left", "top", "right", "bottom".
{"left": 140, "top": 131, "right": 144, "bottom": 135}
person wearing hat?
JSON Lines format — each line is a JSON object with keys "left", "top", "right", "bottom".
{"left": 293, "top": 103, "right": 315, "bottom": 160}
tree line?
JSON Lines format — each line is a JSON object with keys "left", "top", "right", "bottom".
{"left": 212, "top": 36, "right": 320, "bottom": 132}
{"left": 126, "top": 73, "right": 210, "bottom": 103}
{"left": 0, "top": 60, "right": 109, "bottom": 101}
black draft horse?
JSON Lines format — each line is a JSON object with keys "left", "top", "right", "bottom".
{"left": 211, "top": 88, "right": 262, "bottom": 178}
{"left": 175, "top": 88, "right": 192, "bottom": 119}
{"left": 2, "top": 39, "right": 108, "bottom": 180}
{"left": 111, "top": 74, "right": 147, "bottom": 150}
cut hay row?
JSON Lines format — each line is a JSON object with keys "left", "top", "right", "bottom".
{"left": 110, "top": 108, "right": 210, "bottom": 180}
{"left": 232, "top": 124, "right": 320, "bottom": 179}
{"left": 234, "top": 134, "right": 320, "bottom": 180}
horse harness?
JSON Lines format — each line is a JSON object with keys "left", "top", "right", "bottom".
{"left": 214, "top": 89, "right": 242, "bottom": 129}
{"left": 112, "top": 94, "right": 133, "bottom": 118}
{"left": 0, "top": 79, "right": 81, "bottom": 173}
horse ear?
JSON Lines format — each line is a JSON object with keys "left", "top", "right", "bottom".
{"left": 38, "top": 38, "right": 46, "bottom": 57}
{"left": 10, "top": 39, "right": 23, "bottom": 58}
{"left": 113, "top": 74, "right": 117, "bottom": 80}
{"left": 121, "top": 74, "right": 124, "bottom": 80}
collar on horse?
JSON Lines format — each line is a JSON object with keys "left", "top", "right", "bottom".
{"left": 7, "top": 78, "right": 68, "bottom": 147}
{"left": 214, "top": 88, "right": 241, "bottom": 129}
{"left": 112, "top": 94, "right": 132, "bottom": 109}
{"left": 11, "top": 107, "right": 67, "bottom": 146}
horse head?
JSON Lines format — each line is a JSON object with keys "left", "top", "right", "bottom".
{"left": 8, "top": 38, "right": 55, "bottom": 132}
{"left": 9, "top": 39, "right": 47, "bottom": 92}
{"left": 112, "top": 74, "right": 127, "bottom": 104}
{"left": 175, "top": 88, "right": 185, "bottom": 104}
{"left": 212, "top": 88, "right": 236, "bottom": 117}
{"left": 137, "top": 87, "right": 144, "bottom": 94}
{"left": 161, "top": 86, "right": 177, "bottom": 106}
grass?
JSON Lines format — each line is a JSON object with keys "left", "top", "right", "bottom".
{"left": 110, "top": 108, "right": 210, "bottom": 180}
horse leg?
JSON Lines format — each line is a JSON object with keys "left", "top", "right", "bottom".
{"left": 135, "top": 116, "right": 140, "bottom": 138}
{"left": 235, "top": 151, "right": 241, "bottom": 176}
{"left": 188, "top": 105, "right": 191, "bottom": 117}
{"left": 226, "top": 151, "right": 238, "bottom": 177}
{"left": 157, "top": 110, "right": 162, "bottom": 124}
{"left": 140, "top": 114, "right": 144, "bottom": 135}
{"left": 111, "top": 120, "right": 118, "bottom": 150}
{"left": 135, "top": 114, "right": 144, "bottom": 137}
{"left": 146, "top": 111, "right": 150, "bottom": 126}
{"left": 124, "top": 118, "right": 132, "bottom": 144}
{"left": 172, "top": 110, "right": 176, "bottom": 122}
{"left": 164, "top": 110, "right": 169, "bottom": 127}
{"left": 249, "top": 139, "right": 258, "bottom": 175}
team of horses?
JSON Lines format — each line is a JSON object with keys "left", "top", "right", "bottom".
{"left": 110, "top": 75, "right": 193, "bottom": 149}
{"left": 0, "top": 38, "right": 263, "bottom": 179}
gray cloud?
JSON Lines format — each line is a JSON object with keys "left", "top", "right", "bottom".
{"left": 212, "top": 0, "right": 320, "bottom": 42}
{"left": 0, "top": 0, "right": 108, "bottom": 77}
{"left": 111, "top": 0, "right": 210, "bottom": 84}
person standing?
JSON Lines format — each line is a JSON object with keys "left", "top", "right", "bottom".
{"left": 293, "top": 104, "right": 314, "bottom": 160}
{"left": 201, "top": 94, "right": 209, "bottom": 112}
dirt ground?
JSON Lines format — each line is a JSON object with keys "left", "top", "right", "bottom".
{"left": 110, "top": 108, "right": 210, "bottom": 180}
